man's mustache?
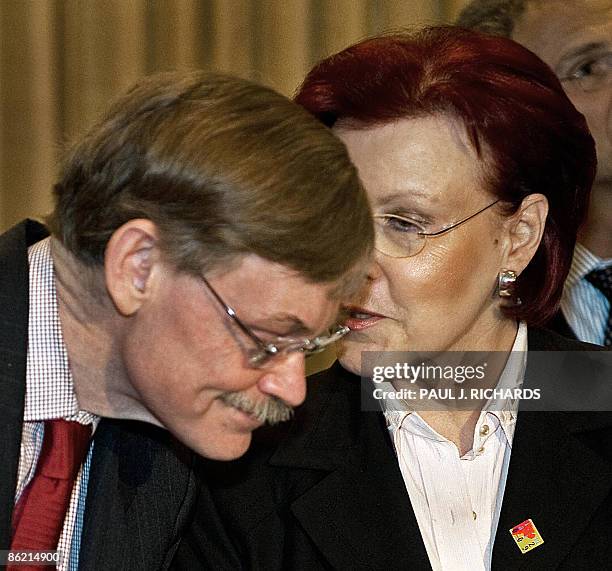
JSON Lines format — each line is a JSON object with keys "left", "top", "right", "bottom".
{"left": 219, "top": 392, "right": 294, "bottom": 425}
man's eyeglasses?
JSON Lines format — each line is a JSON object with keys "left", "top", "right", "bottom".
{"left": 201, "top": 276, "right": 349, "bottom": 368}
{"left": 560, "top": 52, "right": 612, "bottom": 92}
{"left": 374, "top": 199, "right": 500, "bottom": 258}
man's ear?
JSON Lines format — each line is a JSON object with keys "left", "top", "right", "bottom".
{"left": 502, "top": 193, "right": 549, "bottom": 276}
{"left": 104, "top": 219, "right": 161, "bottom": 316}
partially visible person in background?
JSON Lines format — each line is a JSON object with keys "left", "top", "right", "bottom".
{"left": 173, "top": 28, "right": 611, "bottom": 571}
{"left": 0, "top": 71, "right": 373, "bottom": 570}
{"left": 457, "top": 0, "right": 612, "bottom": 345}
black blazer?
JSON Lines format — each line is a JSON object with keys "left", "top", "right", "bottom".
{"left": 174, "top": 329, "right": 612, "bottom": 570}
{"left": 0, "top": 221, "right": 199, "bottom": 570}
{"left": 546, "top": 311, "right": 578, "bottom": 341}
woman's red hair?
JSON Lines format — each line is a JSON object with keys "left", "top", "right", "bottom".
{"left": 296, "top": 26, "right": 596, "bottom": 326}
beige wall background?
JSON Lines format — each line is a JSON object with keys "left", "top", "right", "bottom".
{"left": 0, "top": 0, "right": 470, "bottom": 231}
{"left": 0, "top": 0, "right": 470, "bottom": 372}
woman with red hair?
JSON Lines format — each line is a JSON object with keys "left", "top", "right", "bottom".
{"left": 174, "top": 27, "right": 611, "bottom": 571}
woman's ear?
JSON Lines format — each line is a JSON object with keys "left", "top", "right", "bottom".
{"left": 502, "top": 193, "right": 549, "bottom": 276}
{"left": 104, "top": 219, "right": 161, "bottom": 316}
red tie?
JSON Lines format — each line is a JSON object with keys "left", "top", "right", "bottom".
{"left": 10, "top": 420, "right": 91, "bottom": 570}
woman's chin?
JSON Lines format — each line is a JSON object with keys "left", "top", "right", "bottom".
{"left": 337, "top": 353, "right": 361, "bottom": 375}
{"left": 337, "top": 339, "right": 385, "bottom": 375}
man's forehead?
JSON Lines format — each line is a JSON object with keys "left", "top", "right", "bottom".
{"left": 513, "top": 0, "right": 612, "bottom": 68}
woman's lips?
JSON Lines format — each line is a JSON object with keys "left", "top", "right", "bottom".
{"left": 343, "top": 307, "right": 386, "bottom": 331}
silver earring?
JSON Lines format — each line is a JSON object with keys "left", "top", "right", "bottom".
{"left": 498, "top": 269, "right": 517, "bottom": 298}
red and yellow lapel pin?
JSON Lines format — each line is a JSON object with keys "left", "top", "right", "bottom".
{"left": 510, "top": 519, "right": 544, "bottom": 554}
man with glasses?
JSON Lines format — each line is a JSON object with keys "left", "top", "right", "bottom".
{"left": 0, "top": 71, "right": 373, "bottom": 570}
{"left": 457, "top": 0, "right": 612, "bottom": 346}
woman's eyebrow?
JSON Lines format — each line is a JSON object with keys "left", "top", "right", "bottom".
{"left": 376, "top": 189, "right": 429, "bottom": 207}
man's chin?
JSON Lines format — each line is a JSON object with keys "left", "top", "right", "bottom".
{"left": 193, "top": 432, "right": 254, "bottom": 461}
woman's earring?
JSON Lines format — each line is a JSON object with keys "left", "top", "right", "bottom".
{"left": 498, "top": 269, "right": 517, "bottom": 298}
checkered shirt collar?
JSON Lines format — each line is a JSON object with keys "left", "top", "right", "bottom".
{"left": 25, "top": 237, "right": 97, "bottom": 425}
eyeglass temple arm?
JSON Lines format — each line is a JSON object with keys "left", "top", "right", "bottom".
{"left": 419, "top": 199, "right": 501, "bottom": 237}
{"left": 201, "top": 276, "right": 269, "bottom": 350}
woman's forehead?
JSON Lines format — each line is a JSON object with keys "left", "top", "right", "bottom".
{"left": 335, "top": 115, "right": 489, "bottom": 209}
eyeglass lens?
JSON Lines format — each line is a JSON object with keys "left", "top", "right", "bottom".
{"left": 374, "top": 216, "right": 425, "bottom": 258}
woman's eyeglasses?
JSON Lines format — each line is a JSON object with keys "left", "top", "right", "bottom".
{"left": 374, "top": 199, "right": 500, "bottom": 258}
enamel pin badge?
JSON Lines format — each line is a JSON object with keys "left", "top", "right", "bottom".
{"left": 510, "top": 519, "right": 544, "bottom": 554}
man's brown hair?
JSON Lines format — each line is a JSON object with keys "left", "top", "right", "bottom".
{"left": 48, "top": 71, "right": 373, "bottom": 291}
{"left": 456, "top": 0, "right": 530, "bottom": 37}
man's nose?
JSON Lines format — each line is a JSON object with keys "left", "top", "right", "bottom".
{"left": 256, "top": 351, "right": 307, "bottom": 408}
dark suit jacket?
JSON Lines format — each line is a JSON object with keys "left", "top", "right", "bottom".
{"left": 0, "top": 221, "right": 199, "bottom": 570}
{"left": 174, "top": 329, "right": 612, "bottom": 570}
{"left": 546, "top": 311, "right": 577, "bottom": 341}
